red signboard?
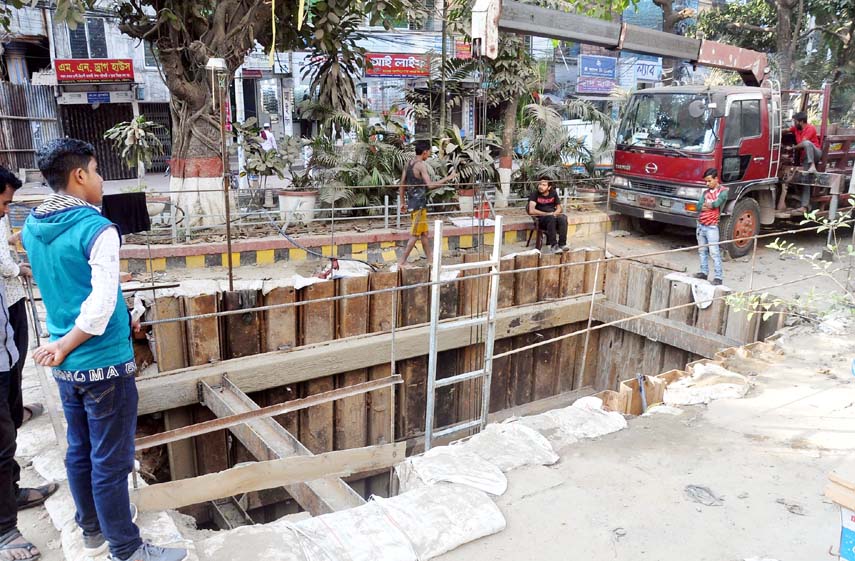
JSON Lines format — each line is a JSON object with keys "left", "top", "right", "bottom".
{"left": 55, "top": 59, "right": 135, "bottom": 83}
{"left": 455, "top": 40, "right": 472, "bottom": 60}
{"left": 365, "top": 53, "right": 429, "bottom": 78}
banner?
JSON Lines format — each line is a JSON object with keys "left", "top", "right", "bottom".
{"left": 576, "top": 76, "right": 616, "bottom": 94}
{"left": 365, "top": 53, "right": 429, "bottom": 78}
{"left": 55, "top": 59, "right": 135, "bottom": 83}
{"left": 578, "top": 55, "right": 617, "bottom": 79}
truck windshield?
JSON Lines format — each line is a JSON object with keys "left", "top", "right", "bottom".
{"left": 617, "top": 93, "right": 719, "bottom": 154}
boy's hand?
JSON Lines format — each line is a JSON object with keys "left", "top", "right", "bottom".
{"left": 702, "top": 203, "right": 712, "bottom": 210}
{"left": 400, "top": 202, "right": 408, "bottom": 213}
{"left": 33, "top": 341, "right": 66, "bottom": 367}
{"left": 8, "top": 232, "right": 20, "bottom": 245}
{"left": 18, "top": 264, "right": 31, "bottom": 278}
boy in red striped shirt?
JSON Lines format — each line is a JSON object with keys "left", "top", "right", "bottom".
{"left": 694, "top": 168, "right": 728, "bottom": 286}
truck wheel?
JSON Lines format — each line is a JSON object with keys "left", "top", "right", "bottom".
{"left": 631, "top": 216, "right": 665, "bottom": 235}
{"left": 720, "top": 198, "right": 760, "bottom": 258}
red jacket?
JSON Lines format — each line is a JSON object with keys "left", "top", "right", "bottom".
{"left": 790, "top": 124, "right": 821, "bottom": 149}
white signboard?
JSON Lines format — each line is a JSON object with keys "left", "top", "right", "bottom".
{"left": 57, "top": 90, "right": 134, "bottom": 105}
{"left": 635, "top": 60, "right": 662, "bottom": 82}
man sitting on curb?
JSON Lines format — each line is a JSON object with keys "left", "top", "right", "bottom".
{"left": 527, "top": 177, "right": 570, "bottom": 254}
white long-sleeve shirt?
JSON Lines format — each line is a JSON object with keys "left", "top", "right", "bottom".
{"left": 0, "top": 216, "right": 25, "bottom": 306}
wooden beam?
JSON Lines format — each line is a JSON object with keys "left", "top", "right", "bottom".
{"left": 592, "top": 300, "right": 742, "bottom": 358}
{"left": 132, "top": 443, "right": 404, "bottom": 513}
{"left": 202, "top": 377, "right": 365, "bottom": 515}
{"left": 137, "top": 296, "right": 597, "bottom": 415}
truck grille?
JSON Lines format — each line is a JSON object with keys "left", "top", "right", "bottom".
{"left": 632, "top": 180, "right": 677, "bottom": 195}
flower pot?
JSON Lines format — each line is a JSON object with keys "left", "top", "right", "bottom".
{"left": 575, "top": 186, "right": 606, "bottom": 203}
{"left": 458, "top": 188, "right": 476, "bottom": 213}
{"left": 146, "top": 195, "right": 169, "bottom": 218}
{"left": 278, "top": 190, "right": 318, "bottom": 225}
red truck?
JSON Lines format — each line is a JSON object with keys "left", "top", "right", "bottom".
{"left": 609, "top": 83, "right": 855, "bottom": 256}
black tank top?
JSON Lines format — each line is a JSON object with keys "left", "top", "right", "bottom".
{"left": 405, "top": 160, "right": 428, "bottom": 211}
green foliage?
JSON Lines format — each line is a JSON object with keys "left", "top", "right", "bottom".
{"left": 103, "top": 115, "right": 165, "bottom": 172}
{"left": 694, "top": 0, "right": 777, "bottom": 52}
{"left": 726, "top": 198, "right": 855, "bottom": 324}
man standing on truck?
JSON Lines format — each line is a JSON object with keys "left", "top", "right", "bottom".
{"left": 791, "top": 112, "right": 822, "bottom": 173}
{"left": 694, "top": 168, "right": 728, "bottom": 286}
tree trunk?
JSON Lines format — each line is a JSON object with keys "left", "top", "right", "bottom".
{"left": 497, "top": 100, "right": 517, "bottom": 208}
{"left": 168, "top": 87, "right": 228, "bottom": 228}
{"left": 777, "top": 4, "right": 794, "bottom": 88}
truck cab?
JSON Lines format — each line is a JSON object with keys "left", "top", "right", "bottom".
{"left": 610, "top": 85, "right": 780, "bottom": 256}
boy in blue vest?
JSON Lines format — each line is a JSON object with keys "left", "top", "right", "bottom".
{"left": 23, "top": 139, "right": 187, "bottom": 561}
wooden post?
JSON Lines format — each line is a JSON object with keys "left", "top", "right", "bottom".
{"left": 537, "top": 253, "right": 561, "bottom": 301}
{"left": 622, "top": 263, "right": 652, "bottom": 384}
{"left": 510, "top": 253, "right": 539, "bottom": 406}
{"left": 695, "top": 286, "right": 729, "bottom": 335}
{"left": 299, "top": 281, "right": 336, "bottom": 454}
{"left": 641, "top": 268, "right": 671, "bottom": 377}
{"left": 498, "top": 257, "right": 516, "bottom": 309}
{"left": 584, "top": 248, "right": 605, "bottom": 295}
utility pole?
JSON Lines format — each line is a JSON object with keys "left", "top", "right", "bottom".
{"left": 439, "top": 0, "right": 447, "bottom": 134}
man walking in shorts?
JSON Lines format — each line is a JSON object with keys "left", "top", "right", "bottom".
{"left": 396, "top": 140, "right": 456, "bottom": 269}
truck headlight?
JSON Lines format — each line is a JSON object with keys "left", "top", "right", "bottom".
{"left": 612, "top": 176, "right": 630, "bottom": 188}
{"left": 676, "top": 186, "right": 702, "bottom": 199}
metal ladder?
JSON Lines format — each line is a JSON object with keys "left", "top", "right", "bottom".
{"left": 424, "top": 215, "right": 503, "bottom": 451}
{"left": 767, "top": 79, "right": 783, "bottom": 178}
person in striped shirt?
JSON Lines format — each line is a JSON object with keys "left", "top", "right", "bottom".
{"left": 694, "top": 168, "right": 728, "bottom": 286}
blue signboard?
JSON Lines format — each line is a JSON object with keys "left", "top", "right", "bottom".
{"left": 578, "top": 55, "right": 617, "bottom": 79}
{"left": 87, "top": 92, "right": 111, "bottom": 104}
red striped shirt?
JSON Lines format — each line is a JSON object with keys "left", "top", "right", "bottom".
{"left": 698, "top": 185, "right": 726, "bottom": 226}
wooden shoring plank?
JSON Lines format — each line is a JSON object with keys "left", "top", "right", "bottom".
{"left": 592, "top": 300, "right": 742, "bottom": 359}
{"left": 222, "top": 290, "right": 262, "bottom": 359}
{"left": 398, "top": 267, "right": 430, "bottom": 437}
{"left": 132, "top": 443, "right": 404, "bottom": 513}
{"left": 514, "top": 253, "right": 539, "bottom": 305}
{"left": 577, "top": 327, "right": 600, "bottom": 389}
{"left": 538, "top": 252, "right": 562, "bottom": 301}
{"left": 153, "top": 296, "right": 187, "bottom": 372}
{"left": 667, "top": 279, "right": 695, "bottom": 326}
{"left": 559, "top": 323, "right": 582, "bottom": 392}
{"left": 163, "top": 407, "right": 197, "bottom": 482}
{"left": 695, "top": 286, "right": 729, "bottom": 335}
{"left": 262, "top": 287, "right": 300, "bottom": 436}
{"left": 603, "top": 259, "right": 629, "bottom": 304}
{"left": 560, "top": 248, "right": 587, "bottom": 298}
{"left": 335, "top": 276, "right": 370, "bottom": 461}
{"left": 498, "top": 257, "right": 516, "bottom": 309}
{"left": 641, "top": 268, "right": 671, "bottom": 377}
{"left": 489, "top": 338, "right": 512, "bottom": 413}
{"left": 533, "top": 327, "right": 559, "bottom": 400}
{"left": 135, "top": 297, "right": 597, "bottom": 415}
{"left": 510, "top": 332, "right": 536, "bottom": 406}
{"left": 622, "top": 263, "right": 652, "bottom": 383}
{"left": 458, "top": 254, "right": 489, "bottom": 429}
{"left": 594, "top": 326, "right": 621, "bottom": 391}
{"left": 584, "top": 248, "right": 606, "bottom": 295}
{"left": 262, "top": 286, "right": 298, "bottom": 352}
{"left": 365, "top": 272, "right": 398, "bottom": 499}
{"left": 184, "top": 294, "right": 220, "bottom": 366}
{"left": 299, "top": 280, "right": 336, "bottom": 454}
{"left": 436, "top": 264, "right": 460, "bottom": 427}
{"left": 724, "top": 304, "right": 760, "bottom": 343}
{"left": 202, "top": 379, "right": 364, "bottom": 515}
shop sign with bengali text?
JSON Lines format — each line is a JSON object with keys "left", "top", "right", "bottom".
{"left": 365, "top": 53, "right": 429, "bottom": 78}
{"left": 578, "top": 55, "right": 617, "bottom": 79}
{"left": 576, "top": 76, "right": 617, "bottom": 94}
{"left": 55, "top": 59, "right": 135, "bottom": 83}
{"left": 455, "top": 39, "right": 472, "bottom": 60}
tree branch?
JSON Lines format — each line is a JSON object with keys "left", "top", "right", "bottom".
{"left": 726, "top": 22, "right": 774, "bottom": 34}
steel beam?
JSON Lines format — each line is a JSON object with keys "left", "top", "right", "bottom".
{"left": 499, "top": 1, "right": 621, "bottom": 48}
{"left": 201, "top": 377, "right": 365, "bottom": 515}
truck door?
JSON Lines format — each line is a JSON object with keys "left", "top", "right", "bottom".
{"left": 721, "top": 97, "right": 770, "bottom": 183}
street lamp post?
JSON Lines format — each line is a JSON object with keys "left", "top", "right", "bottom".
{"left": 207, "top": 57, "right": 235, "bottom": 291}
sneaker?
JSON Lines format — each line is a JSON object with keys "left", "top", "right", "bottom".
{"left": 694, "top": 272, "right": 707, "bottom": 280}
{"left": 110, "top": 543, "right": 188, "bottom": 561}
{"left": 83, "top": 504, "right": 139, "bottom": 557}
{"left": 560, "top": 245, "right": 570, "bottom": 252}
{"left": 551, "top": 244, "right": 561, "bottom": 254}
{"left": 712, "top": 278, "right": 723, "bottom": 286}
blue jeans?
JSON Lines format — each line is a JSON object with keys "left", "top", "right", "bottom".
{"left": 58, "top": 375, "right": 142, "bottom": 560}
{"left": 697, "top": 223, "right": 723, "bottom": 280}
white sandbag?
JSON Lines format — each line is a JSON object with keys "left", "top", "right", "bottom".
{"left": 198, "top": 521, "right": 307, "bottom": 561}
{"left": 292, "top": 502, "right": 417, "bottom": 561}
{"left": 642, "top": 404, "right": 684, "bottom": 416}
{"left": 454, "top": 422, "right": 558, "bottom": 472}
{"left": 517, "top": 397, "right": 627, "bottom": 447}
{"left": 373, "top": 483, "right": 506, "bottom": 560}
{"left": 395, "top": 446, "right": 507, "bottom": 496}
{"left": 664, "top": 363, "right": 749, "bottom": 405}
